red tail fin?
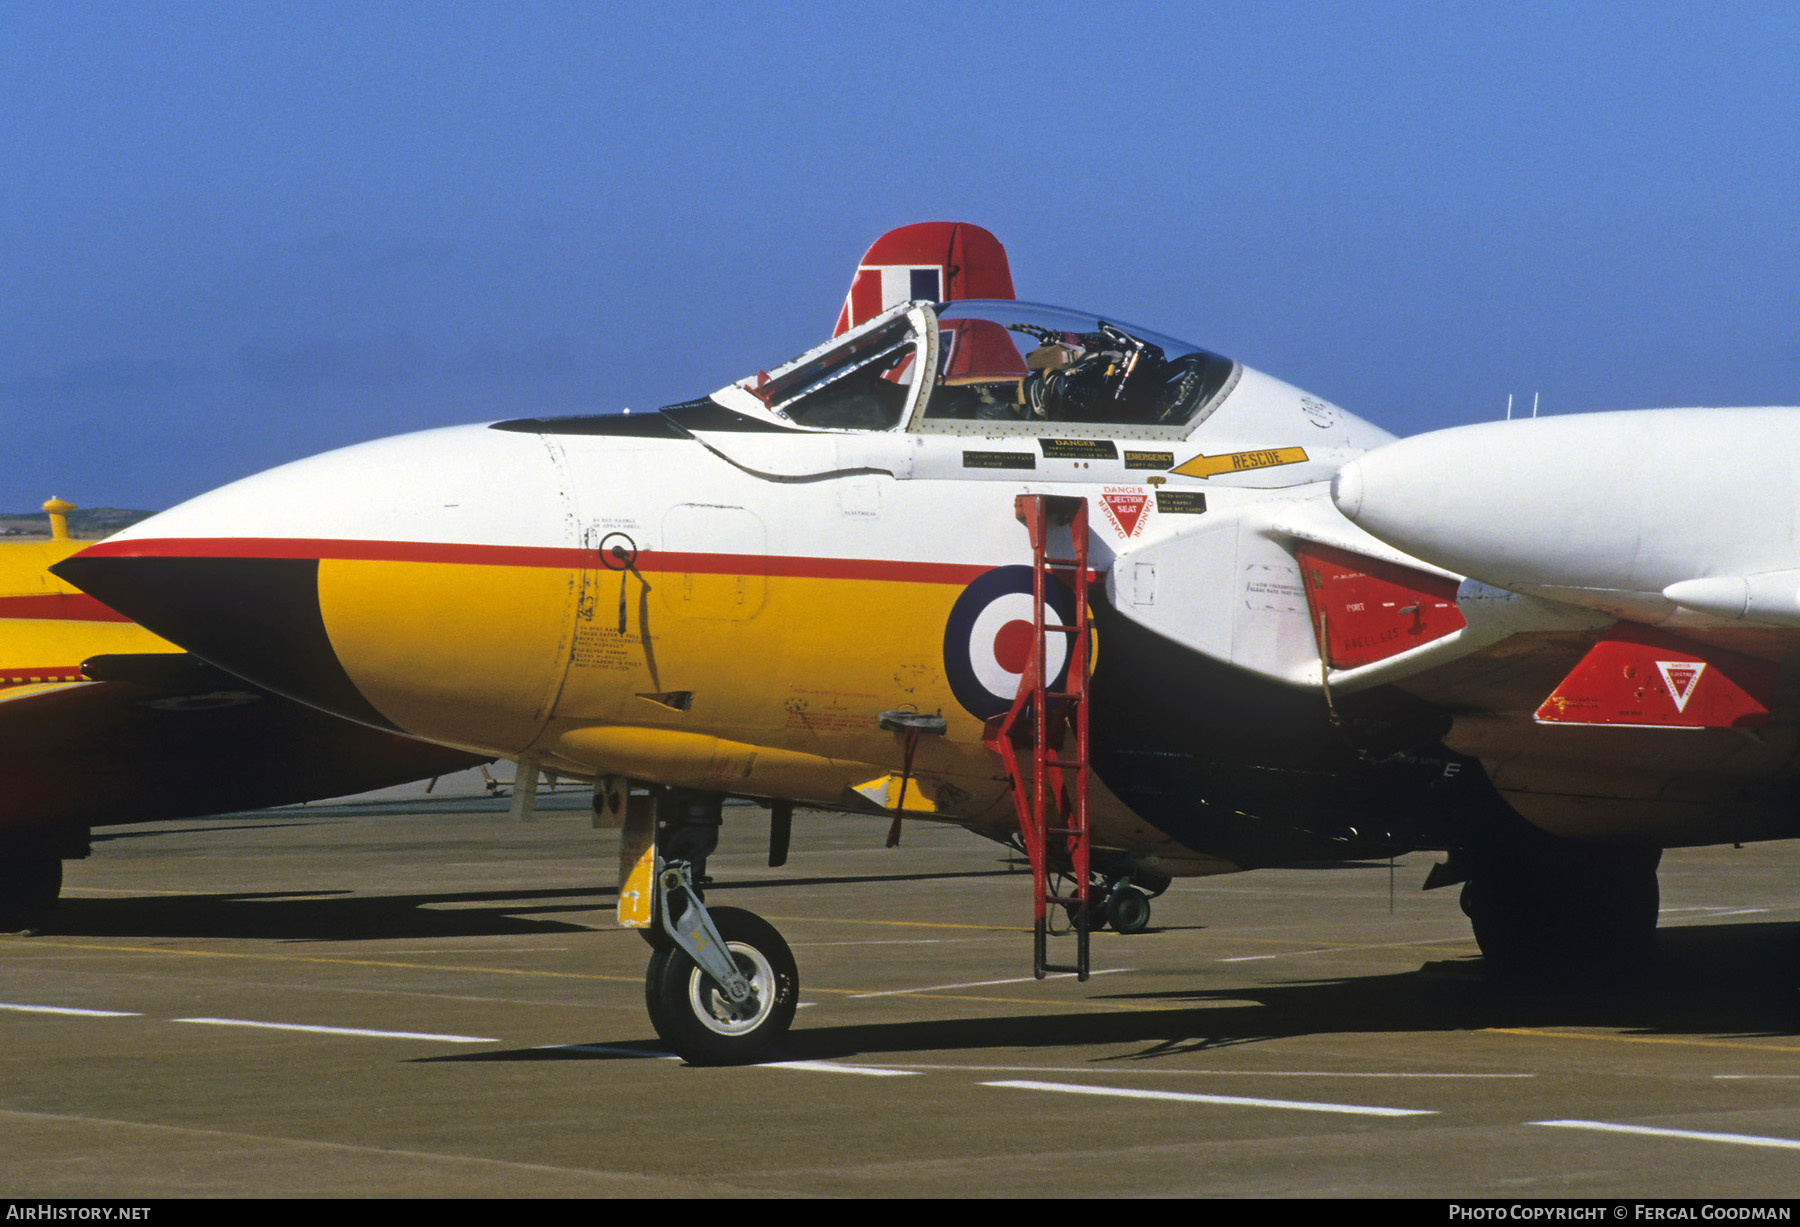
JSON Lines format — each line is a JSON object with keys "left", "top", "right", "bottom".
{"left": 833, "top": 222, "right": 1016, "bottom": 336}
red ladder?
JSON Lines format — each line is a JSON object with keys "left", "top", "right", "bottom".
{"left": 983, "top": 494, "right": 1094, "bottom": 980}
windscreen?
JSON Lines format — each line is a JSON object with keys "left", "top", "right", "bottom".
{"left": 755, "top": 313, "right": 918, "bottom": 430}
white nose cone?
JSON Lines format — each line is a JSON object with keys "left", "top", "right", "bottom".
{"left": 1328, "top": 460, "right": 1363, "bottom": 521}
{"left": 1327, "top": 420, "right": 1562, "bottom": 585}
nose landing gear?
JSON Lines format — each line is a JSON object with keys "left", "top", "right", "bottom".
{"left": 645, "top": 902, "right": 798, "bottom": 1065}
{"left": 622, "top": 787, "right": 799, "bottom": 1065}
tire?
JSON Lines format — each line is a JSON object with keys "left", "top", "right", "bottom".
{"left": 1106, "top": 885, "right": 1152, "bottom": 934}
{"left": 643, "top": 906, "right": 798, "bottom": 1065}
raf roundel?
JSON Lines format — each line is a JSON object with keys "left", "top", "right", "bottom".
{"left": 941, "top": 565, "right": 1078, "bottom": 719}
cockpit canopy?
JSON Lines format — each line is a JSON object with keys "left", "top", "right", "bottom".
{"left": 752, "top": 301, "right": 1239, "bottom": 439}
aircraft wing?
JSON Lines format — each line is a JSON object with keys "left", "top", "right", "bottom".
{"left": 1302, "top": 409, "right": 1800, "bottom": 848}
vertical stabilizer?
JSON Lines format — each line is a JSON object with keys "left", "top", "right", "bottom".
{"left": 833, "top": 222, "right": 1016, "bottom": 335}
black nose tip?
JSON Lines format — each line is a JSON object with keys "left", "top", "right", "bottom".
{"left": 51, "top": 550, "right": 396, "bottom": 731}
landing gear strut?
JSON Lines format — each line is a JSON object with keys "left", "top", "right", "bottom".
{"left": 635, "top": 789, "right": 798, "bottom": 1064}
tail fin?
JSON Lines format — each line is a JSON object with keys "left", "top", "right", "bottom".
{"left": 833, "top": 222, "right": 1016, "bottom": 336}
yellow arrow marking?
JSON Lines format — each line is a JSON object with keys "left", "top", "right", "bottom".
{"left": 1170, "top": 447, "right": 1309, "bottom": 479}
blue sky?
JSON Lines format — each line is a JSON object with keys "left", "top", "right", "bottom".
{"left": 4, "top": 1, "right": 1798, "bottom": 511}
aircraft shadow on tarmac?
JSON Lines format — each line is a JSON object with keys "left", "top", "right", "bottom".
{"left": 48, "top": 886, "right": 610, "bottom": 941}
{"left": 42, "top": 867, "right": 1016, "bottom": 942}
{"left": 417, "top": 919, "right": 1799, "bottom": 1068}
{"left": 92, "top": 821, "right": 329, "bottom": 844}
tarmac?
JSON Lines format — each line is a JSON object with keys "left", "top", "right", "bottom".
{"left": 2, "top": 769, "right": 1796, "bottom": 1198}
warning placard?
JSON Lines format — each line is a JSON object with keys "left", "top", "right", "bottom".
{"left": 1100, "top": 486, "right": 1149, "bottom": 538}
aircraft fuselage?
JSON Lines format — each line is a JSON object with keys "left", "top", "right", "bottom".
{"left": 60, "top": 301, "right": 1463, "bottom": 876}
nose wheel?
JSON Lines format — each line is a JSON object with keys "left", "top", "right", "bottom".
{"left": 645, "top": 905, "right": 799, "bottom": 1065}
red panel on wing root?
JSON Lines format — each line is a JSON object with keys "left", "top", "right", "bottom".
{"left": 1296, "top": 541, "right": 1465, "bottom": 669}
{"left": 1535, "top": 622, "right": 1776, "bottom": 729}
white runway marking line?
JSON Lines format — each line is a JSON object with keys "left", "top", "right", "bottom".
{"left": 369, "top": 946, "right": 574, "bottom": 954}
{"left": 1219, "top": 936, "right": 1459, "bottom": 963}
{"left": 986, "top": 1079, "right": 1436, "bottom": 1117}
{"left": 1532, "top": 1119, "right": 1800, "bottom": 1151}
{"left": 174, "top": 1017, "right": 497, "bottom": 1043}
{"left": 867, "top": 1063, "right": 1530, "bottom": 1078}
{"left": 792, "top": 939, "right": 962, "bottom": 947}
{"left": 1661, "top": 904, "right": 1780, "bottom": 916}
{"left": 763, "top": 1060, "right": 919, "bottom": 1077}
{"left": 0, "top": 1002, "right": 141, "bottom": 1018}
{"left": 847, "top": 968, "right": 1127, "bottom": 998}
{"left": 537, "top": 1049, "right": 911, "bottom": 1075}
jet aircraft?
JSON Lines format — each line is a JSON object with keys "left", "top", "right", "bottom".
{"left": 54, "top": 223, "right": 1798, "bottom": 1062}
{"left": 0, "top": 498, "right": 484, "bottom": 929}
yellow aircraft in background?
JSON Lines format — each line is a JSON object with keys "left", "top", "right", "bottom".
{"left": 0, "top": 498, "right": 483, "bottom": 929}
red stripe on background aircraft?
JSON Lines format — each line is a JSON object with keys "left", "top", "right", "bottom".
{"left": 55, "top": 220, "right": 1800, "bottom": 1062}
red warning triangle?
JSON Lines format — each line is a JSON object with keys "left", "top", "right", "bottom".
{"left": 1101, "top": 489, "right": 1148, "bottom": 538}
{"left": 1655, "top": 660, "right": 1705, "bottom": 713}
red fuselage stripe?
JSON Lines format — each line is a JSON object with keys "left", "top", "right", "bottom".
{"left": 0, "top": 594, "right": 133, "bottom": 622}
{"left": 73, "top": 537, "right": 992, "bottom": 585}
